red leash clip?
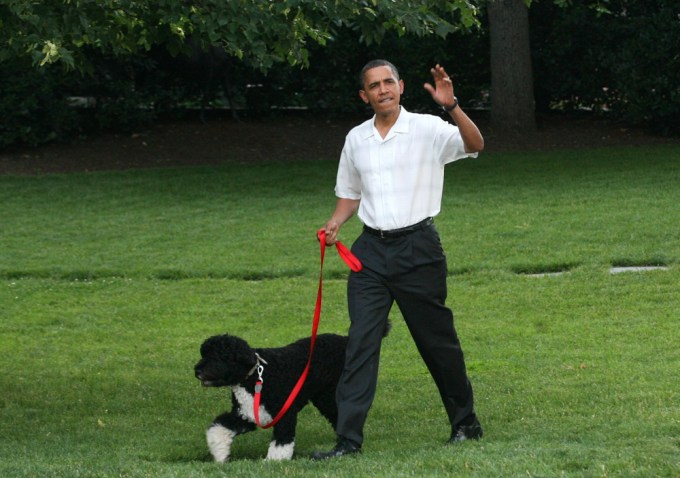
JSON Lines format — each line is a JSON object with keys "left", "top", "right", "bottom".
{"left": 253, "top": 230, "right": 362, "bottom": 428}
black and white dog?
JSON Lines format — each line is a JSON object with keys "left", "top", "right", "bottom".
{"left": 195, "top": 330, "right": 352, "bottom": 461}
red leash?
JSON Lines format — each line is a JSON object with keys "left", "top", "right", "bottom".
{"left": 253, "top": 230, "right": 361, "bottom": 428}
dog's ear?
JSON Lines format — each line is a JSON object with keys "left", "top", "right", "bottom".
{"left": 226, "top": 335, "right": 258, "bottom": 368}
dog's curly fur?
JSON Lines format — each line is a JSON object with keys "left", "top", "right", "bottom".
{"left": 195, "top": 329, "right": 368, "bottom": 462}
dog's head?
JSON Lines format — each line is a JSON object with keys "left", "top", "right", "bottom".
{"left": 194, "top": 334, "right": 258, "bottom": 387}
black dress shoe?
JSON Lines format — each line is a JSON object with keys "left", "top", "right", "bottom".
{"left": 311, "top": 437, "right": 361, "bottom": 460}
{"left": 448, "top": 419, "right": 483, "bottom": 443}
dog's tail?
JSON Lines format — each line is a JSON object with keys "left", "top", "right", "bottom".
{"left": 383, "top": 319, "right": 392, "bottom": 337}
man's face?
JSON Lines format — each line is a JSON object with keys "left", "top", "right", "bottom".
{"left": 359, "top": 66, "right": 404, "bottom": 115}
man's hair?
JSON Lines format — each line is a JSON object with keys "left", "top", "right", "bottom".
{"left": 359, "top": 59, "right": 400, "bottom": 88}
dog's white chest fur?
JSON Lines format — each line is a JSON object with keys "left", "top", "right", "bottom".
{"left": 233, "top": 386, "right": 274, "bottom": 425}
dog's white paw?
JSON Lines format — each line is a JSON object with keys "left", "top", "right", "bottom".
{"left": 207, "top": 424, "right": 236, "bottom": 463}
{"left": 265, "top": 440, "right": 295, "bottom": 461}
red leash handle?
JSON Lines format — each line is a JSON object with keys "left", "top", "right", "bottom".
{"left": 317, "top": 229, "right": 363, "bottom": 273}
{"left": 253, "top": 230, "right": 361, "bottom": 428}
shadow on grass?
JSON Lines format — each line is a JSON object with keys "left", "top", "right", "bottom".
{"left": 153, "top": 268, "right": 308, "bottom": 281}
{"left": 511, "top": 262, "right": 578, "bottom": 276}
{"left": 610, "top": 257, "right": 669, "bottom": 268}
{"left": 0, "top": 268, "right": 309, "bottom": 281}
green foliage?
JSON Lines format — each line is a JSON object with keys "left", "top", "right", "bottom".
{"left": 0, "top": 0, "right": 479, "bottom": 72}
{"left": 2, "top": 0, "right": 679, "bottom": 148}
{"left": 0, "top": 0, "right": 480, "bottom": 146}
{"left": 1, "top": 148, "right": 678, "bottom": 476}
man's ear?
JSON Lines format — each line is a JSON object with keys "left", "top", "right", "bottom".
{"left": 359, "top": 90, "right": 369, "bottom": 104}
{"left": 399, "top": 79, "right": 405, "bottom": 95}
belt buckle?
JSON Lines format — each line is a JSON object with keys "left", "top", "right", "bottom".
{"left": 380, "top": 229, "right": 386, "bottom": 239}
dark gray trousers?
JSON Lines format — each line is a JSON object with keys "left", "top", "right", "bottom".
{"left": 335, "top": 224, "right": 477, "bottom": 445}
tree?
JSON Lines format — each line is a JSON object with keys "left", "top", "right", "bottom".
{"left": 0, "top": 0, "right": 481, "bottom": 72}
{"left": 0, "top": 0, "right": 483, "bottom": 146}
{"left": 487, "top": 0, "right": 536, "bottom": 134}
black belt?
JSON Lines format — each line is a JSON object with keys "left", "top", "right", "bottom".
{"left": 363, "top": 217, "right": 434, "bottom": 239}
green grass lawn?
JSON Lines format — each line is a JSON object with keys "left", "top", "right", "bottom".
{"left": 1, "top": 146, "right": 678, "bottom": 477}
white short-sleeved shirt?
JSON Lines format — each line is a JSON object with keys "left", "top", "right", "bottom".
{"left": 335, "top": 107, "right": 477, "bottom": 230}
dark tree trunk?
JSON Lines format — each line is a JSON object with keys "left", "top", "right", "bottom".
{"left": 487, "top": 0, "right": 536, "bottom": 134}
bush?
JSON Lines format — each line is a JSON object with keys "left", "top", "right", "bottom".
{"left": 274, "top": 26, "right": 490, "bottom": 116}
{"left": 607, "top": 2, "right": 680, "bottom": 134}
{"left": 0, "top": 54, "right": 156, "bottom": 148}
{"left": 70, "top": 52, "right": 156, "bottom": 133}
{"left": 531, "top": 0, "right": 680, "bottom": 134}
{"left": 0, "top": 58, "right": 81, "bottom": 147}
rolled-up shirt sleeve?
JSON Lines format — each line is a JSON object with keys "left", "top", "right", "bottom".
{"left": 434, "top": 117, "right": 478, "bottom": 165}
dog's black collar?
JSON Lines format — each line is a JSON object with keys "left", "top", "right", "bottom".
{"left": 246, "top": 363, "right": 258, "bottom": 378}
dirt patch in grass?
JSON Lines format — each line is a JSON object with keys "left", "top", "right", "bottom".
{"left": 1, "top": 111, "right": 677, "bottom": 175}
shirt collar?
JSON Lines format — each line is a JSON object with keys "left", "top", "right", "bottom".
{"left": 361, "top": 106, "right": 411, "bottom": 140}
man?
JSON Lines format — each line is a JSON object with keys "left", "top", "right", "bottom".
{"left": 312, "top": 60, "right": 484, "bottom": 460}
